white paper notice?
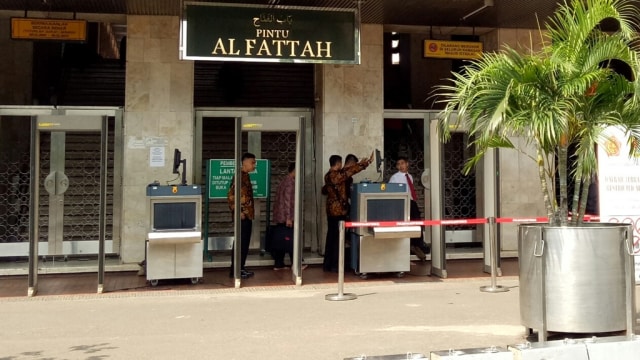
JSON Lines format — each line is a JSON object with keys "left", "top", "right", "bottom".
{"left": 150, "top": 146, "right": 165, "bottom": 167}
{"left": 597, "top": 126, "right": 640, "bottom": 283}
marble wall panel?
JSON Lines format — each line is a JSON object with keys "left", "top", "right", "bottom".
{"left": 120, "top": 185, "right": 149, "bottom": 261}
{"left": 361, "top": 44, "right": 383, "bottom": 70}
{"left": 143, "top": 38, "right": 164, "bottom": 63}
{"left": 148, "top": 63, "right": 172, "bottom": 112}
{"left": 127, "top": 15, "right": 150, "bottom": 39}
{"left": 361, "top": 24, "right": 383, "bottom": 46}
{"left": 499, "top": 148, "right": 520, "bottom": 177}
{"left": 501, "top": 223, "right": 518, "bottom": 250}
{"left": 482, "top": 30, "right": 500, "bottom": 52}
{"left": 322, "top": 66, "right": 345, "bottom": 111}
{"left": 482, "top": 28, "right": 546, "bottom": 53}
{"left": 149, "top": 16, "right": 179, "bottom": 39}
{"left": 121, "top": 15, "right": 194, "bottom": 263}
{"left": 154, "top": 111, "right": 177, "bottom": 135}
{"left": 170, "top": 64, "right": 195, "bottom": 112}
{"left": 125, "top": 62, "right": 151, "bottom": 112}
{"left": 322, "top": 112, "right": 341, "bottom": 137}
{"left": 144, "top": 38, "right": 179, "bottom": 64}
{"left": 127, "top": 37, "right": 145, "bottom": 62}
{"left": 124, "top": 112, "right": 158, "bottom": 136}
{"left": 320, "top": 24, "right": 383, "bottom": 179}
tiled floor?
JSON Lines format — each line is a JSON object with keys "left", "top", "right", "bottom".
{"left": 0, "top": 258, "right": 519, "bottom": 298}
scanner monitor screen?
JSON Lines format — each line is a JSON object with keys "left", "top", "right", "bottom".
{"left": 172, "top": 149, "right": 182, "bottom": 174}
{"left": 375, "top": 148, "right": 383, "bottom": 173}
{"left": 172, "top": 148, "right": 187, "bottom": 185}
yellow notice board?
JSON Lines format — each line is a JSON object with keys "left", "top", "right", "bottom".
{"left": 11, "top": 18, "right": 87, "bottom": 41}
{"left": 423, "top": 40, "right": 483, "bottom": 60}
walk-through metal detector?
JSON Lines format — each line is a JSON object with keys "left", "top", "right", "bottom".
{"left": 195, "top": 109, "right": 307, "bottom": 288}
{"left": 26, "top": 111, "right": 110, "bottom": 296}
{"left": 383, "top": 110, "right": 433, "bottom": 275}
{"left": 428, "top": 112, "right": 499, "bottom": 278}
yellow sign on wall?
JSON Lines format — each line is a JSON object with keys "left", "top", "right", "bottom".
{"left": 11, "top": 18, "right": 87, "bottom": 41}
{"left": 423, "top": 40, "right": 483, "bottom": 60}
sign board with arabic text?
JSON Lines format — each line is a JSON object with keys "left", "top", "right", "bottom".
{"left": 181, "top": 2, "right": 359, "bottom": 64}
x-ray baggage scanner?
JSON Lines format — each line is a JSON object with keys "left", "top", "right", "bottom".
{"left": 146, "top": 184, "right": 202, "bottom": 286}
{"left": 349, "top": 183, "right": 420, "bottom": 278}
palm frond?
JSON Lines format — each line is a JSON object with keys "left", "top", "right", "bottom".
{"left": 435, "top": 0, "right": 640, "bottom": 225}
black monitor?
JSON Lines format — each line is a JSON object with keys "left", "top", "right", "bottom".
{"left": 172, "top": 148, "right": 187, "bottom": 185}
{"left": 375, "top": 148, "right": 383, "bottom": 173}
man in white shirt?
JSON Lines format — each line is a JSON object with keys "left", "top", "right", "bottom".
{"left": 389, "top": 156, "right": 430, "bottom": 261}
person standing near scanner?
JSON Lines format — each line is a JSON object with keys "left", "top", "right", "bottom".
{"left": 344, "top": 154, "right": 359, "bottom": 208}
{"left": 343, "top": 154, "right": 358, "bottom": 271}
{"left": 389, "top": 156, "right": 430, "bottom": 261}
{"left": 227, "top": 152, "right": 257, "bottom": 279}
{"left": 323, "top": 152, "right": 373, "bottom": 272}
{"left": 271, "top": 162, "right": 296, "bottom": 270}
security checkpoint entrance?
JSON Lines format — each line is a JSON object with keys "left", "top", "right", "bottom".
{"left": 195, "top": 109, "right": 310, "bottom": 287}
{"left": 0, "top": 106, "right": 122, "bottom": 296}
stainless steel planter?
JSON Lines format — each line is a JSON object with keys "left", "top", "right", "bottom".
{"left": 518, "top": 223, "right": 636, "bottom": 341}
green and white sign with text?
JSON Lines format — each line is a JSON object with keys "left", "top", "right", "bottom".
{"left": 208, "top": 159, "right": 270, "bottom": 199}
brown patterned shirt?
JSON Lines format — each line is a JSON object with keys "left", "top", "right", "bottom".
{"left": 272, "top": 174, "right": 295, "bottom": 224}
{"left": 324, "top": 160, "right": 369, "bottom": 217}
{"left": 227, "top": 170, "right": 254, "bottom": 220}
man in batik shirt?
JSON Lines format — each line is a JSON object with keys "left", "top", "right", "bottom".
{"left": 227, "top": 152, "right": 257, "bottom": 279}
{"left": 322, "top": 152, "right": 373, "bottom": 272}
{"left": 272, "top": 162, "right": 296, "bottom": 270}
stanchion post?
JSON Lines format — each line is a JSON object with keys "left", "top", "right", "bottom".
{"left": 480, "top": 216, "right": 509, "bottom": 293}
{"left": 326, "top": 220, "right": 357, "bottom": 301}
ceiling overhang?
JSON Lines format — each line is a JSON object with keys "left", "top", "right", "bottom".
{"left": 0, "top": 0, "right": 563, "bottom": 29}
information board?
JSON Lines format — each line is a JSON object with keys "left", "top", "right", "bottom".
{"left": 597, "top": 126, "right": 640, "bottom": 283}
{"left": 423, "top": 39, "right": 483, "bottom": 60}
{"left": 11, "top": 18, "right": 87, "bottom": 41}
{"left": 207, "top": 159, "right": 270, "bottom": 199}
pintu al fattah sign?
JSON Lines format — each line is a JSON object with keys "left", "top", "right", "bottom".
{"left": 180, "top": 2, "right": 359, "bottom": 64}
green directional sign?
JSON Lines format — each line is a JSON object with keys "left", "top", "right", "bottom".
{"left": 207, "top": 159, "right": 270, "bottom": 199}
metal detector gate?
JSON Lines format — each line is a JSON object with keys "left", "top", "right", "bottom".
{"left": 28, "top": 114, "right": 110, "bottom": 296}
{"left": 195, "top": 109, "right": 307, "bottom": 287}
{"left": 427, "top": 113, "right": 498, "bottom": 278}
{"left": 382, "top": 110, "right": 498, "bottom": 279}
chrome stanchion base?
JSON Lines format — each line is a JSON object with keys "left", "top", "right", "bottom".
{"left": 326, "top": 221, "right": 358, "bottom": 302}
{"left": 479, "top": 285, "right": 509, "bottom": 293}
{"left": 325, "top": 293, "right": 358, "bottom": 301}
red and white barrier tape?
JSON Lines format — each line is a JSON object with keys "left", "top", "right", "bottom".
{"left": 345, "top": 215, "right": 601, "bottom": 228}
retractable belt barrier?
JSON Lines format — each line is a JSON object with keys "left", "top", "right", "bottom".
{"left": 344, "top": 214, "right": 600, "bottom": 228}
{"left": 326, "top": 215, "right": 602, "bottom": 301}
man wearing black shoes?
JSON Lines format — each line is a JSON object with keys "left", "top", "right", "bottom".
{"left": 227, "top": 153, "right": 257, "bottom": 279}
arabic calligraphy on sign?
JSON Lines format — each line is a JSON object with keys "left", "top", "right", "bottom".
{"left": 253, "top": 13, "right": 293, "bottom": 27}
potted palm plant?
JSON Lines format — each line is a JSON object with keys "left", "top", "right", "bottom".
{"left": 435, "top": 0, "right": 639, "bottom": 340}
